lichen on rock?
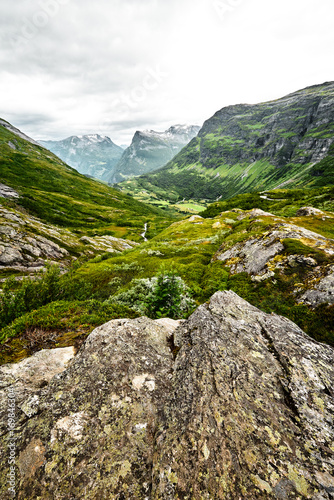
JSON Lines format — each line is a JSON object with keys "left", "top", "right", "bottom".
{"left": 0, "top": 293, "right": 333, "bottom": 499}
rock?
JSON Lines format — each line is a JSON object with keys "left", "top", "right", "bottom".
{"left": 0, "top": 205, "right": 138, "bottom": 274}
{"left": 237, "top": 208, "right": 275, "bottom": 220}
{"left": 287, "top": 255, "right": 318, "bottom": 268}
{"left": 0, "top": 347, "right": 75, "bottom": 392}
{"left": 0, "top": 246, "right": 23, "bottom": 265}
{"left": 215, "top": 222, "right": 334, "bottom": 278}
{"left": 188, "top": 215, "right": 204, "bottom": 222}
{"left": 0, "top": 184, "right": 19, "bottom": 199}
{"left": 0, "top": 348, "right": 75, "bottom": 435}
{"left": 79, "top": 235, "right": 138, "bottom": 253}
{"left": 0, "top": 293, "right": 333, "bottom": 499}
{"left": 216, "top": 231, "right": 285, "bottom": 275}
{"left": 299, "top": 266, "right": 334, "bottom": 306}
{"left": 296, "top": 206, "right": 326, "bottom": 217}
{"left": 251, "top": 270, "right": 275, "bottom": 282}
{"left": 154, "top": 291, "right": 334, "bottom": 499}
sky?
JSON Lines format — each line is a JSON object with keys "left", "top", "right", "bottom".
{"left": 0, "top": 0, "right": 333, "bottom": 145}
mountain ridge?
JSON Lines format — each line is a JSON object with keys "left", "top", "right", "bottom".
{"left": 41, "top": 134, "right": 124, "bottom": 180}
{"left": 119, "top": 81, "right": 334, "bottom": 204}
{"left": 110, "top": 124, "right": 200, "bottom": 183}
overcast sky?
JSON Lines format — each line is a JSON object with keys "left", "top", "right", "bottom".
{"left": 0, "top": 0, "right": 333, "bottom": 145}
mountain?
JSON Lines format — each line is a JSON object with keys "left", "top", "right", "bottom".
{"left": 110, "top": 124, "right": 200, "bottom": 183}
{"left": 0, "top": 119, "right": 170, "bottom": 242}
{"left": 1, "top": 291, "right": 333, "bottom": 499}
{"left": 121, "top": 82, "right": 334, "bottom": 203}
{"left": 41, "top": 134, "right": 124, "bottom": 180}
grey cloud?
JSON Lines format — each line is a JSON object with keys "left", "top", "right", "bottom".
{"left": 0, "top": 0, "right": 333, "bottom": 144}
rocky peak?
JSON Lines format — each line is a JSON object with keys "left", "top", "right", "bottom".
{"left": 1, "top": 291, "right": 333, "bottom": 498}
{"left": 110, "top": 124, "right": 200, "bottom": 183}
{"left": 40, "top": 134, "right": 124, "bottom": 181}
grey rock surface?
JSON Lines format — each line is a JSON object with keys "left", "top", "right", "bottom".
{"left": 0, "top": 205, "right": 138, "bottom": 274}
{"left": 0, "top": 293, "right": 333, "bottom": 499}
{"left": 0, "top": 184, "right": 19, "bottom": 199}
{"left": 296, "top": 206, "right": 326, "bottom": 217}
{"left": 215, "top": 222, "right": 334, "bottom": 296}
{"left": 300, "top": 265, "right": 334, "bottom": 306}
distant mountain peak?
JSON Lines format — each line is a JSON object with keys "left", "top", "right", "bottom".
{"left": 41, "top": 134, "right": 123, "bottom": 180}
{"left": 110, "top": 124, "right": 200, "bottom": 183}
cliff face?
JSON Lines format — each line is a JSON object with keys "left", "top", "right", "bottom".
{"left": 1, "top": 291, "right": 333, "bottom": 499}
{"left": 198, "top": 82, "right": 334, "bottom": 168}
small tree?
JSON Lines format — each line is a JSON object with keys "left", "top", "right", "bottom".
{"left": 108, "top": 270, "right": 195, "bottom": 319}
{"left": 148, "top": 271, "right": 183, "bottom": 319}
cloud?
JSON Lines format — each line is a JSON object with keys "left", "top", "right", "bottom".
{"left": 0, "top": 0, "right": 333, "bottom": 144}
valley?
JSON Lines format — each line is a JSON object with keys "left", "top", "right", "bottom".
{"left": 1, "top": 84, "right": 334, "bottom": 499}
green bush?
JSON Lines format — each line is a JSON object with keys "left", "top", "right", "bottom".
{"left": 0, "top": 264, "right": 61, "bottom": 330}
{"left": 107, "top": 270, "right": 195, "bottom": 319}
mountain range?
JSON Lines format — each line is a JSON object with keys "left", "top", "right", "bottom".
{"left": 41, "top": 124, "right": 200, "bottom": 183}
{"left": 109, "top": 124, "right": 200, "bottom": 183}
{"left": 120, "top": 82, "right": 334, "bottom": 204}
{"left": 1, "top": 84, "right": 334, "bottom": 499}
{"left": 40, "top": 134, "right": 124, "bottom": 180}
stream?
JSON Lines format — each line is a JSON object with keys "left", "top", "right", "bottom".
{"left": 141, "top": 223, "right": 148, "bottom": 242}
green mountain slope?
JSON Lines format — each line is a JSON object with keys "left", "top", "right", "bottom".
{"left": 119, "top": 82, "right": 334, "bottom": 203}
{"left": 0, "top": 119, "right": 172, "bottom": 240}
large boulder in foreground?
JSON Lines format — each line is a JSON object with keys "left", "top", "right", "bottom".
{"left": 0, "top": 292, "right": 333, "bottom": 499}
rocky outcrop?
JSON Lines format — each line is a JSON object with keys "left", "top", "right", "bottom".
{"left": 0, "top": 292, "right": 333, "bottom": 499}
{"left": 216, "top": 222, "right": 333, "bottom": 271}
{"left": 215, "top": 219, "right": 334, "bottom": 305}
{"left": 0, "top": 205, "right": 138, "bottom": 275}
{"left": 300, "top": 265, "right": 334, "bottom": 306}
{"left": 0, "top": 184, "right": 19, "bottom": 199}
{"left": 237, "top": 208, "right": 275, "bottom": 220}
{"left": 296, "top": 207, "right": 326, "bottom": 217}
{"left": 79, "top": 235, "right": 138, "bottom": 254}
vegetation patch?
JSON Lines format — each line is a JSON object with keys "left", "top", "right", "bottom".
{"left": 0, "top": 300, "right": 138, "bottom": 364}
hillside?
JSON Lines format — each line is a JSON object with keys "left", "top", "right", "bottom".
{"left": 0, "top": 119, "right": 171, "bottom": 242}
{"left": 119, "top": 82, "right": 334, "bottom": 204}
{"left": 41, "top": 134, "right": 124, "bottom": 181}
{"left": 110, "top": 125, "right": 200, "bottom": 183}
{"left": 1, "top": 197, "right": 333, "bottom": 365}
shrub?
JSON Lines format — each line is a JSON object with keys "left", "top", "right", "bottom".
{"left": 0, "top": 264, "right": 61, "bottom": 330}
{"left": 107, "top": 270, "right": 195, "bottom": 319}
